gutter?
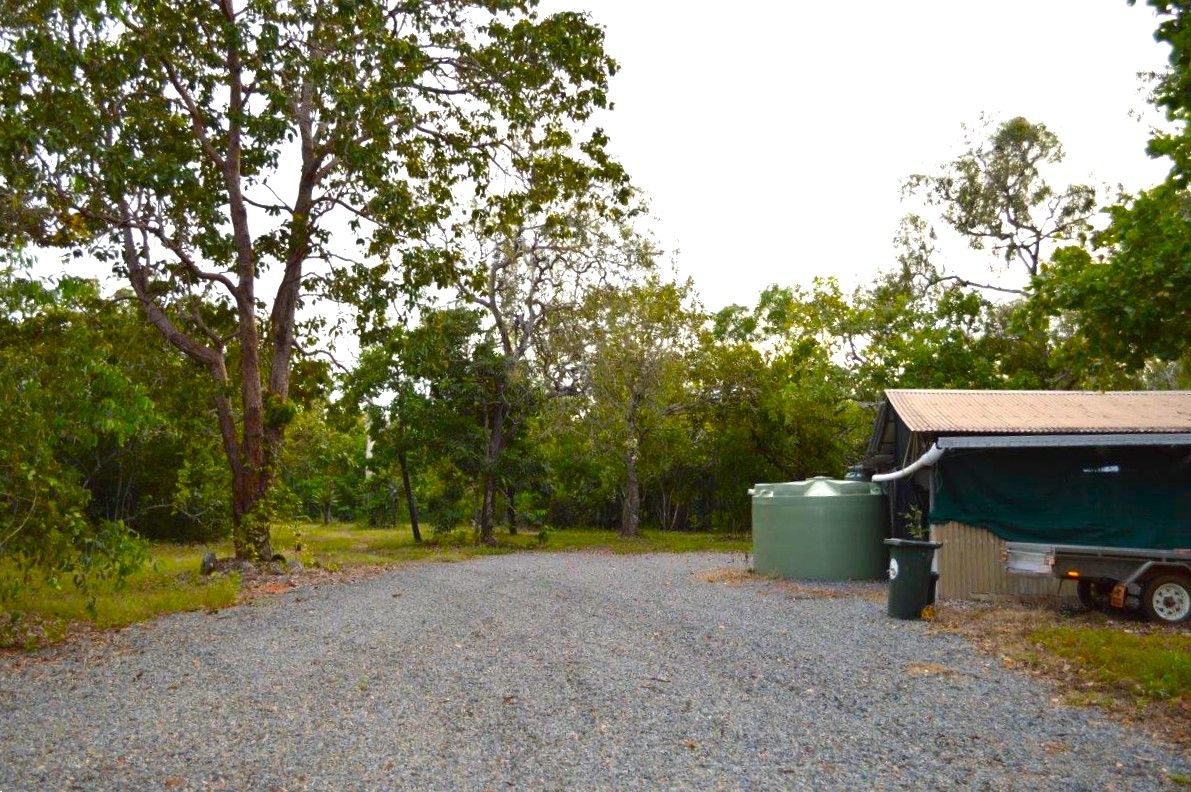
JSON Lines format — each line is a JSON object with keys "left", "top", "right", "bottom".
{"left": 870, "top": 443, "right": 944, "bottom": 483}
{"left": 936, "top": 432, "right": 1191, "bottom": 449}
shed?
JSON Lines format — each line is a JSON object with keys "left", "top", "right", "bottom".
{"left": 863, "top": 389, "right": 1191, "bottom": 600}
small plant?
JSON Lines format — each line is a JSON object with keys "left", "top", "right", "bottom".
{"left": 901, "top": 504, "right": 929, "bottom": 540}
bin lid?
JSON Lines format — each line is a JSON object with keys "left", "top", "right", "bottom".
{"left": 751, "top": 476, "right": 881, "bottom": 498}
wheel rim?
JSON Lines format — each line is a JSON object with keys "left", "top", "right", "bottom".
{"left": 1151, "top": 582, "right": 1191, "bottom": 622}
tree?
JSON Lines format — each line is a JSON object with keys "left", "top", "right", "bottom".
{"left": 890, "top": 116, "right": 1105, "bottom": 389}
{"left": 1038, "top": 184, "right": 1191, "bottom": 382}
{"left": 906, "top": 116, "right": 1096, "bottom": 285}
{"left": 1031, "top": 4, "right": 1191, "bottom": 381}
{"left": 700, "top": 283, "right": 875, "bottom": 519}
{"left": 454, "top": 214, "right": 648, "bottom": 543}
{"left": 278, "top": 403, "right": 366, "bottom": 525}
{"left": 77, "top": 291, "right": 235, "bottom": 543}
{"left": 349, "top": 306, "right": 491, "bottom": 538}
{"left": 567, "top": 278, "right": 704, "bottom": 537}
{"left": 0, "top": 0, "right": 624, "bottom": 561}
{"left": 835, "top": 218, "right": 1060, "bottom": 395}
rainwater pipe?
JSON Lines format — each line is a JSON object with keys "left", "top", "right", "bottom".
{"left": 870, "top": 444, "right": 944, "bottom": 483}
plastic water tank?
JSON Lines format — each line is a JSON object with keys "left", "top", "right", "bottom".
{"left": 750, "top": 477, "right": 890, "bottom": 580}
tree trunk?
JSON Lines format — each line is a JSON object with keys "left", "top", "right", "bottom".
{"left": 621, "top": 449, "right": 640, "bottom": 538}
{"left": 505, "top": 485, "right": 517, "bottom": 535}
{"left": 398, "top": 447, "right": 422, "bottom": 543}
{"left": 480, "top": 474, "right": 498, "bottom": 545}
{"left": 229, "top": 467, "right": 274, "bottom": 561}
{"left": 478, "top": 396, "right": 507, "bottom": 545}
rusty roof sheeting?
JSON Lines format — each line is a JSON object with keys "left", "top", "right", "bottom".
{"left": 885, "top": 389, "right": 1191, "bottom": 434}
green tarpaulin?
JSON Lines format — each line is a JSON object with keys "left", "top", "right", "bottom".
{"left": 930, "top": 446, "right": 1191, "bottom": 549}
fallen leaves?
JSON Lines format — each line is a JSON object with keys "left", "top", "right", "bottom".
{"left": 903, "top": 662, "right": 958, "bottom": 678}
{"left": 693, "top": 567, "right": 886, "bottom": 603}
{"left": 930, "top": 603, "right": 1190, "bottom": 753}
{"left": 694, "top": 567, "right": 751, "bottom": 585}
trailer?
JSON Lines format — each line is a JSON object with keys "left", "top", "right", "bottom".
{"left": 1005, "top": 542, "right": 1191, "bottom": 625}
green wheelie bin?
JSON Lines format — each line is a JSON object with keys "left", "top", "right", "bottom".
{"left": 884, "top": 538, "right": 942, "bottom": 620}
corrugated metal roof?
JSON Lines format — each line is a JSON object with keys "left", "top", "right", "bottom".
{"left": 885, "top": 389, "right": 1191, "bottom": 434}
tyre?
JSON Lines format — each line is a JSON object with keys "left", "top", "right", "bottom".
{"left": 1141, "top": 574, "right": 1191, "bottom": 625}
{"left": 1076, "top": 579, "right": 1111, "bottom": 611}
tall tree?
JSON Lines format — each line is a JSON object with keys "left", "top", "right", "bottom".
{"left": 895, "top": 118, "right": 1102, "bottom": 388}
{"left": 906, "top": 116, "right": 1096, "bottom": 286}
{"left": 837, "top": 218, "right": 1059, "bottom": 395}
{"left": 1036, "top": 186, "right": 1191, "bottom": 382}
{"left": 0, "top": 0, "right": 623, "bottom": 560}
{"left": 566, "top": 278, "right": 703, "bottom": 537}
{"left": 455, "top": 214, "right": 648, "bottom": 543}
{"left": 349, "top": 306, "right": 490, "bottom": 537}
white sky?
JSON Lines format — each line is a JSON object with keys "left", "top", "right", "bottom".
{"left": 544, "top": 0, "right": 1174, "bottom": 308}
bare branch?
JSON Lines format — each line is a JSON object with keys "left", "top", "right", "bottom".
{"left": 929, "top": 273, "right": 1025, "bottom": 296}
{"left": 160, "top": 59, "right": 226, "bottom": 170}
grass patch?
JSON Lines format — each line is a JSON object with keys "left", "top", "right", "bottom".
{"left": 2, "top": 542, "right": 238, "bottom": 650}
{"left": 1029, "top": 624, "right": 1191, "bottom": 704}
{"left": 3, "top": 524, "right": 747, "bottom": 649}
{"left": 273, "top": 523, "right": 749, "bottom": 568}
{"left": 933, "top": 603, "right": 1191, "bottom": 752}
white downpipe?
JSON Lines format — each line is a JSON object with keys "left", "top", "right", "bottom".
{"left": 870, "top": 444, "right": 944, "bottom": 483}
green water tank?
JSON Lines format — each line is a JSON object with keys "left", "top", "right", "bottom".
{"left": 750, "top": 477, "right": 890, "bottom": 581}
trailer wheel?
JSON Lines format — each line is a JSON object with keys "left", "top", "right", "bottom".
{"left": 1076, "top": 579, "right": 1111, "bottom": 611}
{"left": 1141, "top": 575, "right": 1191, "bottom": 625}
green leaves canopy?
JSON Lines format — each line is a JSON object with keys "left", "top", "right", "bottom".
{"left": 1039, "top": 184, "right": 1191, "bottom": 374}
{"left": 1030, "top": 2, "right": 1191, "bottom": 378}
{"left": 0, "top": 264, "right": 150, "bottom": 598}
{"left": 0, "top": 0, "right": 627, "bottom": 557}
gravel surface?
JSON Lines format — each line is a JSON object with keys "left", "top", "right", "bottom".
{"left": 1, "top": 552, "right": 1186, "bottom": 791}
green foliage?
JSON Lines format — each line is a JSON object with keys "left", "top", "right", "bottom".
{"left": 1138, "top": 0, "right": 1191, "bottom": 184}
{"left": 168, "top": 444, "right": 232, "bottom": 542}
{"left": 906, "top": 116, "right": 1095, "bottom": 277}
{"left": 0, "top": 0, "right": 628, "bottom": 561}
{"left": 1037, "top": 180, "right": 1191, "bottom": 381}
{"left": 701, "top": 282, "right": 872, "bottom": 527}
{"left": 278, "top": 403, "right": 367, "bottom": 524}
{"left": 839, "top": 228, "right": 1060, "bottom": 396}
{"left": 1029, "top": 4, "right": 1191, "bottom": 379}
{"left": 0, "top": 263, "right": 152, "bottom": 598}
{"left": 418, "top": 460, "right": 474, "bottom": 536}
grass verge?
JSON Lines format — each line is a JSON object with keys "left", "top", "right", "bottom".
{"left": 2, "top": 524, "right": 748, "bottom": 650}
{"left": 1, "top": 543, "right": 238, "bottom": 650}
{"left": 274, "top": 523, "right": 750, "bottom": 569}
{"left": 932, "top": 603, "right": 1191, "bottom": 753}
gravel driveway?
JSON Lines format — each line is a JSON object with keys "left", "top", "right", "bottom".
{"left": 1, "top": 552, "right": 1186, "bottom": 791}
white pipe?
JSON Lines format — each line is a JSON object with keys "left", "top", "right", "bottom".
{"left": 870, "top": 443, "right": 944, "bottom": 483}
